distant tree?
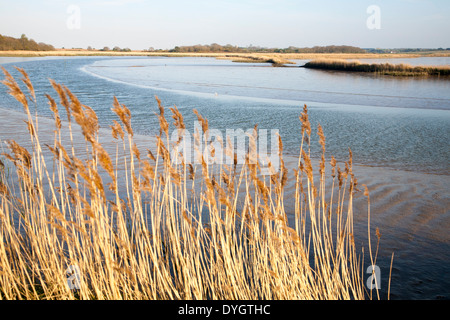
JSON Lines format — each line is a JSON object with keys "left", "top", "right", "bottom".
{"left": 87, "top": 46, "right": 93, "bottom": 51}
{"left": 0, "top": 33, "right": 54, "bottom": 51}
{"left": 166, "top": 44, "right": 367, "bottom": 54}
{"left": 101, "top": 46, "right": 110, "bottom": 51}
{"left": 112, "top": 46, "right": 121, "bottom": 51}
{"left": 223, "top": 44, "right": 234, "bottom": 52}
{"left": 210, "top": 43, "right": 221, "bottom": 52}
{"left": 38, "top": 42, "right": 54, "bottom": 50}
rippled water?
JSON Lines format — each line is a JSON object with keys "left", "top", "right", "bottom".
{"left": 0, "top": 56, "right": 448, "bottom": 175}
{"left": 0, "top": 56, "right": 449, "bottom": 300}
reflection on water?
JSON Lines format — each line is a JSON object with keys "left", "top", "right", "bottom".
{"left": 84, "top": 57, "right": 450, "bottom": 110}
{"left": 0, "top": 56, "right": 449, "bottom": 175}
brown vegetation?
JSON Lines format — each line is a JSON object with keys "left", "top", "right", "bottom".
{"left": 169, "top": 44, "right": 367, "bottom": 54}
{"left": 303, "top": 59, "right": 450, "bottom": 77}
{"left": 0, "top": 34, "right": 54, "bottom": 51}
{"left": 0, "top": 67, "right": 386, "bottom": 299}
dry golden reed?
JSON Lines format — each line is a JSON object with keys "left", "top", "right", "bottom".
{"left": 0, "top": 68, "right": 386, "bottom": 300}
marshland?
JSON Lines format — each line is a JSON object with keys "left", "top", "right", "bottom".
{"left": 0, "top": 54, "right": 449, "bottom": 300}
{"left": 303, "top": 59, "right": 450, "bottom": 77}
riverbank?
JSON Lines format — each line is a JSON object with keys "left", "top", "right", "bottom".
{"left": 303, "top": 59, "right": 450, "bottom": 77}
{"left": 1, "top": 49, "right": 450, "bottom": 63}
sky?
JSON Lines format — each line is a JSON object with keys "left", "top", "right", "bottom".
{"left": 0, "top": 0, "right": 449, "bottom": 50}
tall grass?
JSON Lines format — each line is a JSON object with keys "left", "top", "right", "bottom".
{"left": 218, "top": 54, "right": 295, "bottom": 66}
{"left": 303, "top": 59, "right": 450, "bottom": 77}
{"left": 0, "top": 67, "right": 382, "bottom": 300}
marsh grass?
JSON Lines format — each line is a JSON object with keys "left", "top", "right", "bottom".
{"left": 303, "top": 59, "right": 450, "bottom": 77}
{"left": 2, "top": 49, "right": 450, "bottom": 60}
{"left": 216, "top": 54, "right": 295, "bottom": 66}
{"left": 0, "top": 67, "right": 384, "bottom": 300}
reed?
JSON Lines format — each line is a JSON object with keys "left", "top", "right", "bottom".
{"left": 0, "top": 67, "right": 384, "bottom": 300}
{"left": 217, "top": 54, "right": 295, "bottom": 66}
{"left": 303, "top": 59, "right": 450, "bottom": 77}
{"left": 2, "top": 49, "right": 450, "bottom": 60}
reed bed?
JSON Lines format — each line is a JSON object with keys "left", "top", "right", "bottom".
{"left": 303, "top": 59, "right": 450, "bottom": 77}
{"left": 0, "top": 67, "right": 382, "bottom": 300}
{"left": 2, "top": 49, "right": 450, "bottom": 60}
{"left": 217, "top": 54, "right": 295, "bottom": 66}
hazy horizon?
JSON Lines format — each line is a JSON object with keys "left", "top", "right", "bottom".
{"left": 1, "top": 0, "right": 449, "bottom": 50}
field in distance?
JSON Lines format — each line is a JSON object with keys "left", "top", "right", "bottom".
{"left": 1, "top": 49, "right": 450, "bottom": 65}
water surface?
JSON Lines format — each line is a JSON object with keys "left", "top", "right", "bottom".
{"left": 1, "top": 56, "right": 448, "bottom": 174}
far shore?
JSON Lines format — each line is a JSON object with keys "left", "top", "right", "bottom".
{"left": 1, "top": 49, "right": 450, "bottom": 65}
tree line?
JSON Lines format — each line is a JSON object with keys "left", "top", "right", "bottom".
{"left": 366, "top": 48, "right": 450, "bottom": 54}
{"left": 169, "top": 44, "right": 367, "bottom": 54}
{"left": 0, "top": 34, "right": 55, "bottom": 51}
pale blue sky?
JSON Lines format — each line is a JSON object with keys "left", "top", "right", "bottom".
{"left": 0, "top": 0, "right": 449, "bottom": 50}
